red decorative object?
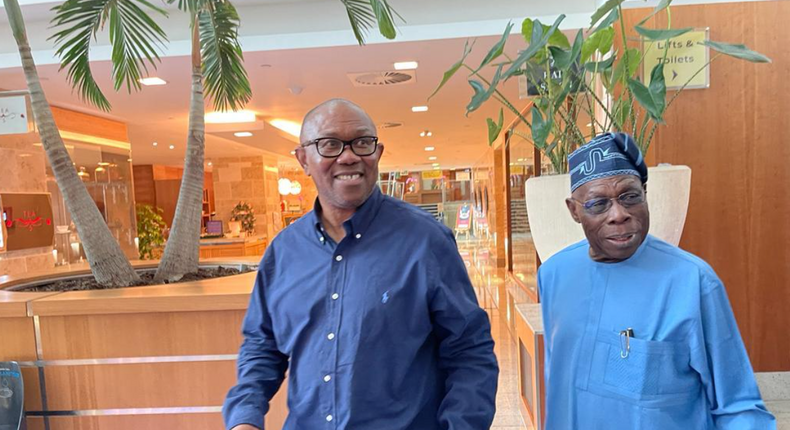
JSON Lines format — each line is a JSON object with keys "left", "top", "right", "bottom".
{"left": 14, "top": 211, "right": 44, "bottom": 232}
{"left": 4, "top": 220, "right": 11, "bottom": 228}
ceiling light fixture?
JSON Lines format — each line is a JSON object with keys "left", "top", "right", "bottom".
{"left": 428, "top": 156, "right": 437, "bottom": 161}
{"left": 394, "top": 61, "right": 419, "bottom": 70}
{"left": 234, "top": 132, "right": 253, "bottom": 137}
{"left": 270, "top": 119, "right": 302, "bottom": 137}
{"left": 152, "top": 142, "right": 158, "bottom": 147}
{"left": 411, "top": 106, "right": 428, "bottom": 113}
{"left": 420, "top": 130, "right": 433, "bottom": 137}
{"left": 208, "top": 162, "right": 213, "bottom": 166}
{"left": 138, "top": 77, "right": 167, "bottom": 86}
{"left": 424, "top": 146, "right": 435, "bottom": 151}
{"left": 169, "top": 145, "right": 175, "bottom": 150}
{"left": 205, "top": 110, "right": 256, "bottom": 124}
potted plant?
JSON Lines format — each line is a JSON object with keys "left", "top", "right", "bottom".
{"left": 135, "top": 204, "right": 167, "bottom": 260}
{"left": 431, "top": 0, "right": 769, "bottom": 260}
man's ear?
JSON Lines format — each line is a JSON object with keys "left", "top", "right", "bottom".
{"left": 566, "top": 198, "right": 582, "bottom": 224}
{"left": 295, "top": 147, "right": 310, "bottom": 176}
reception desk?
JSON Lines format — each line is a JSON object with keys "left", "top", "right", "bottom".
{"left": 199, "top": 234, "right": 267, "bottom": 259}
{"left": 0, "top": 259, "right": 286, "bottom": 430}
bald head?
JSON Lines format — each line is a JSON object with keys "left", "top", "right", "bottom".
{"left": 299, "top": 98, "right": 375, "bottom": 143}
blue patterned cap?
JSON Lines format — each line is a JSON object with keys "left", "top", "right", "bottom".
{"left": 568, "top": 132, "right": 647, "bottom": 193}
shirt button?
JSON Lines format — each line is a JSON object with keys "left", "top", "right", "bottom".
{"left": 327, "top": 333, "right": 335, "bottom": 340}
{"left": 324, "top": 374, "right": 332, "bottom": 382}
{"left": 326, "top": 415, "right": 333, "bottom": 422}
{"left": 355, "top": 233, "right": 362, "bottom": 239}
{"left": 331, "top": 293, "right": 339, "bottom": 300}
{"left": 319, "top": 237, "right": 325, "bottom": 242}
{"left": 335, "top": 255, "right": 343, "bottom": 262}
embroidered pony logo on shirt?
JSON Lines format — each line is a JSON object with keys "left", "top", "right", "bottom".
{"left": 381, "top": 291, "right": 390, "bottom": 304}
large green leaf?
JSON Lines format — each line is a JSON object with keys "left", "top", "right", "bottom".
{"left": 530, "top": 105, "right": 552, "bottom": 149}
{"left": 593, "top": 8, "right": 619, "bottom": 34}
{"left": 608, "top": 47, "right": 641, "bottom": 89}
{"left": 628, "top": 63, "right": 666, "bottom": 121}
{"left": 703, "top": 40, "right": 772, "bottom": 63}
{"left": 584, "top": 55, "right": 616, "bottom": 73}
{"left": 475, "top": 22, "right": 513, "bottom": 72}
{"left": 199, "top": 0, "right": 251, "bottom": 111}
{"left": 550, "top": 29, "right": 583, "bottom": 70}
{"left": 637, "top": 0, "right": 673, "bottom": 26}
{"left": 49, "top": 0, "right": 168, "bottom": 111}
{"left": 523, "top": 18, "right": 570, "bottom": 48}
{"left": 428, "top": 39, "right": 474, "bottom": 100}
{"left": 466, "top": 64, "right": 504, "bottom": 114}
{"left": 504, "top": 14, "right": 565, "bottom": 80}
{"left": 581, "top": 26, "right": 614, "bottom": 63}
{"left": 635, "top": 26, "right": 692, "bottom": 40}
{"left": 590, "top": 0, "right": 625, "bottom": 28}
{"left": 487, "top": 108, "right": 504, "bottom": 146}
{"left": 340, "top": 0, "right": 401, "bottom": 44}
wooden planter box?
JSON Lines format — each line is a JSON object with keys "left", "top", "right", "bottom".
{"left": 0, "top": 260, "right": 286, "bottom": 430}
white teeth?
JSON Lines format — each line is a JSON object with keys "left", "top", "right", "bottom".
{"left": 337, "top": 174, "right": 361, "bottom": 180}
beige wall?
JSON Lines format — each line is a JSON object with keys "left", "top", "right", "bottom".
{"left": 0, "top": 132, "right": 55, "bottom": 276}
{"left": 212, "top": 155, "right": 283, "bottom": 241}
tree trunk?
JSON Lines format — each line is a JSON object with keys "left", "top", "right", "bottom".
{"left": 154, "top": 22, "right": 205, "bottom": 281}
{"left": 4, "top": 0, "right": 140, "bottom": 286}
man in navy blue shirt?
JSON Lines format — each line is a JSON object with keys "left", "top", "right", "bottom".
{"left": 223, "top": 99, "right": 499, "bottom": 430}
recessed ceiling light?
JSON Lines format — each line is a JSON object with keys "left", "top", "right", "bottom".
{"left": 428, "top": 156, "right": 437, "bottom": 161}
{"left": 424, "top": 146, "right": 435, "bottom": 151}
{"left": 290, "top": 150, "right": 296, "bottom": 155}
{"left": 169, "top": 145, "right": 175, "bottom": 150}
{"left": 394, "top": 61, "right": 419, "bottom": 70}
{"left": 420, "top": 130, "right": 433, "bottom": 137}
{"left": 205, "top": 110, "right": 256, "bottom": 124}
{"left": 208, "top": 162, "right": 213, "bottom": 166}
{"left": 517, "top": 158, "right": 524, "bottom": 162}
{"left": 412, "top": 106, "right": 428, "bottom": 113}
{"left": 270, "top": 119, "right": 302, "bottom": 137}
{"left": 152, "top": 142, "right": 158, "bottom": 147}
{"left": 427, "top": 131, "right": 432, "bottom": 137}
{"left": 234, "top": 132, "right": 253, "bottom": 137}
{"left": 138, "top": 77, "right": 167, "bottom": 86}
{"left": 432, "top": 163, "right": 440, "bottom": 167}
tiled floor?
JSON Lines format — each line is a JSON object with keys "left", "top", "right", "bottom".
{"left": 460, "top": 241, "right": 533, "bottom": 430}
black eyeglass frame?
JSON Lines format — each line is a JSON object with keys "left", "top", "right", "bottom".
{"left": 300, "top": 136, "right": 380, "bottom": 158}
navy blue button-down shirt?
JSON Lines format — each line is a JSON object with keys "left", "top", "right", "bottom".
{"left": 223, "top": 188, "right": 498, "bottom": 429}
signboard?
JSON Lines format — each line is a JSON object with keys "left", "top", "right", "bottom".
{"left": 519, "top": 59, "right": 583, "bottom": 99}
{"left": 0, "top": 193, "right": 55, "bottom": 251}
{"left": 421, "top": 170, "right": 442, "bottom": 180}
{"left": 0, "top": 94, "right": 31, "bottom": 135}
{"left": 456, "top": 203, "right": 471, "bottom": 231}
{"left": 455, "top": 171, "right": 471, "bottom": 181}
{"left": 643, "top": 29, "right": 709, "bottom": 90}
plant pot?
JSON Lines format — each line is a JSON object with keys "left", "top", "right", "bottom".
{"left": 525, "top": 165, "right": 692, "bottom": 262}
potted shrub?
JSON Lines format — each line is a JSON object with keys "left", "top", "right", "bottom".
{"left": 431, "top": 0, "right": 769, "bottom": 260}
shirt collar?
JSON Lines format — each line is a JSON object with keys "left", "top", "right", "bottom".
{"left": 310, "top": 187, "right": 384, "bottom": 242}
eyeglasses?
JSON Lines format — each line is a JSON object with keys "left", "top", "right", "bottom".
{"left": 301, "top": 136, "right": 379, "bottom": 158}
{"left": 571, "top": 191, "right": 646, "bottom": 215}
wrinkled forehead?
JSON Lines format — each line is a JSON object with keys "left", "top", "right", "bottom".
{"left": 574, "top": 174, "right": 643, "bottom": 198}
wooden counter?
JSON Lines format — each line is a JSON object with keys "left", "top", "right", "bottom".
{"left": 515, "top": 303, "right": 545, "bottom": 430}
{"left": 199, "top": 234, "right": 267, "bottom": 259}
{"left": 0, "top": 260, "right": 286, "bottom": 430}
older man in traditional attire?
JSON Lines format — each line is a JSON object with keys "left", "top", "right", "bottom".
{"left": 538, "top": 132, "right": 776, "bottom": 429}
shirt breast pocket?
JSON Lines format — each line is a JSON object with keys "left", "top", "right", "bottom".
{"left": 586, "top": 331, "right": 700, "bottom": 407}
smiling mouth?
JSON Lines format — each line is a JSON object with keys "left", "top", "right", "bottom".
{"left": 335, "top": 173, "right": 362, "bottom": 181}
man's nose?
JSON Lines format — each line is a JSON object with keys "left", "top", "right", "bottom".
{"left": 607, "top": 200, "right": 631, "bottom": 224}
{"left": 336, "top": 144, "right": 362, "bottom": 164}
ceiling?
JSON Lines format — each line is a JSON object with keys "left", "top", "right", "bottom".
{"left": 1, "top": 0, "right": 715, "bottom": 171}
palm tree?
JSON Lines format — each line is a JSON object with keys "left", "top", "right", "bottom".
{"left": 48, "top": 0, "right": 401, "bottom": 282}
{"left": 3, "top": 0, "right": 142, "bottom": 286}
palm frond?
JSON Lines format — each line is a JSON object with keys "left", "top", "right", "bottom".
{"left": 199, "top": 0, "right": 251, "bottom": 111}
{"left": 49, "top": 0, "right": 168, "bottom": 110}
{"left": 340, "top": 0, "right": 401, "bottom": 45}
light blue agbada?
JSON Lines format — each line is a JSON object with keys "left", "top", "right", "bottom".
{"left": 539, "top": 235, "right": 776, "bottom": 430}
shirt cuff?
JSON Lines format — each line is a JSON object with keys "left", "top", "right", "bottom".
{"left": 226, "top": 410, "right": 265, "bottom": 430}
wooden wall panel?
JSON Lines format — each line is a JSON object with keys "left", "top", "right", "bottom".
{"left": 50, "top": 107, "right": 128, "bottom": 143}
{"left": 38, "top": 311, "right": 245, "bottom": 360}
{"left": 154, "top": 179, "right": 182, "bottom": 227}
{"left": 624, "top": 1, "right": 790, "bottom": 371}
{"left": 131, "top": 165, "right": 156, "bottom": 207}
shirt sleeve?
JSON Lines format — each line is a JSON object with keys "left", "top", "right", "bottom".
{"left": 689, "top": 274, "right": 776, "bottom": 429}
{"left": 429, "top": 230, "right": 499, "bottom": 430}
{"left": 223, "top": 251, "right": 289, "bottom": 430}
{"left": 537, "top": 267, "right": 552, "bottom": 389}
